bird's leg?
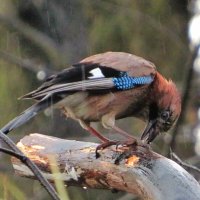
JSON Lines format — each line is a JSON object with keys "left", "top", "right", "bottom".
{"left": 88, "top": 126, "right": 129, "bottom": 159}
{"left": 86, "top": 126, "right": 121, "bottom": 158}
{"left": 84, "top": 123, "right": 148, "bottom": 163}
{"left": 95, "top": 114, "right": 140, "bottom": 158}
{"left": 101, "top": 113, "right": 137, "bottom": 141}
{"left": 89, "top": 124, "right": 139, "bottom": 159}
{"left": 86, "top": 126, "right": 110, "bottom": 143}
{"left": 112, "top": 125, "right": 137, "bottom": 141}
{"left": 109, "top": 125, "right": 139, "bottom": 153}
{"left": 61, "top": 107, "right": 112, "bottom": 143}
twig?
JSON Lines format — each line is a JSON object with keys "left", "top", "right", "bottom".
{"left": 170, "top": 150, "right": 200, "bottom": 174}
{"left": 169, "top": 44, "right": 200, "bottom": 152}
{"left": 0, "top": 146, "right": 25, "bottom": 160}
{"left": 0, "top": 130, "right": 60, "bottom": 200}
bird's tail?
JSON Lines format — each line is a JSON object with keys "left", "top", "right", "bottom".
{"left": 1, "top": 99, "right": 51, "bottom": 135}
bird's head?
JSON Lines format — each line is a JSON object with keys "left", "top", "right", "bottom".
{"left": 141, "top": 73, "right": 181, "bottom": 143}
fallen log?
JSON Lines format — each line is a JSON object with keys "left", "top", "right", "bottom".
{"left": 12, "top": 133, "right": 200, "bottom": 200}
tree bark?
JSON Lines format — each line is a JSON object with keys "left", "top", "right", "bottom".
{"left": 12, "top": 133, "right": 200, "bottom": 200}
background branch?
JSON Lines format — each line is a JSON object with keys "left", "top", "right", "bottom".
{"left": 170, "top": 150, "right": 200, "bottom": 173}
{"left": 169, "top": 44, "right": 200, "bottom": 151}
{"left": 0, "top": 49, "right": 56, "bottom": 78}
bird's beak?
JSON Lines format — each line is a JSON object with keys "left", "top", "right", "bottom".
{"left": 141, "top": 119, "right": 158, "bottom": 143}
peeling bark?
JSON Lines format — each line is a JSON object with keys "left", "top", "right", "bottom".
{"left": 12, "top": 133, "right": 200, "bottom": 200}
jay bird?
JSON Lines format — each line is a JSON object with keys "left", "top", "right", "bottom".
{"left": 1, "top": 52, "right": 181, "bottom": 147}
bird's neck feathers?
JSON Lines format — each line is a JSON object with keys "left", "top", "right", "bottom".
{"left": 152, "top": 72, "right": 181, "bottom": 113}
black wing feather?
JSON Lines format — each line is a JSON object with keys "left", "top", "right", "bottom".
{"left": 22, "top": 64, "right": 121, "bottom": 99}
{"left": 42, "top": 63, "right": 120, "bottom": 87}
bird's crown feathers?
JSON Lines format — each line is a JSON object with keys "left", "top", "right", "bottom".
{"left": 155, "top": 72, "right": 181, "bottom": 119}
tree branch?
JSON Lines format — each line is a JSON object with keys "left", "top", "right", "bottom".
{"left": 12, "top": 133, "right": 200, "bottom": 200}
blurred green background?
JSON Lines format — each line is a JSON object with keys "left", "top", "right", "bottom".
{"left": 0, "top": 0, "right": 199, "bottom": 199}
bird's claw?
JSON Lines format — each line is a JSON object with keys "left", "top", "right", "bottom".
{"left": 115, "top": 139, "right": 138, "bottom": 150}
{"left": 95, "top": 141, "right": 118, "bottom": 158}
{"left": 95, "top": 139, "right": 138, "bottom": 160}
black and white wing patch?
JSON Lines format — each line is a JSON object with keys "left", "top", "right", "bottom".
{"left": 88, "top": 68, "right": 105, "bottom": 79}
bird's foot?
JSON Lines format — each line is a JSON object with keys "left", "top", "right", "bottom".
{"left": 95, "top": 140, "right": 119, "bottom": 158}
{"left": 95, "top": 138, "right": 138, "bottom": 159}
{"left": 95, "top": 139, "right": 151, "bottom": 165}
{"left": 114, "top": 141, "right": 151, "bottom": 165}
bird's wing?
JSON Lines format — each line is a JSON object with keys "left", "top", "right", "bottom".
{"left": 79, "top": 51, "right": 156, "bottom": 77}
{"left": 21, "top": 52, "right": 156, "bottom": 100}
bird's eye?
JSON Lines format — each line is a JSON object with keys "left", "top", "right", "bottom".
{"left": 161, "top": 111, "right": 170, "bottom": 121}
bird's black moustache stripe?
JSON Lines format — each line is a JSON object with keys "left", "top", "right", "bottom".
{"left": 149, "top": 103, "right": 158, "bottom": 120}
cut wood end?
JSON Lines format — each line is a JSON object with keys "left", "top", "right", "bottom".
{"left": 14, "top": 137, "right": 49, "bottom": 165}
